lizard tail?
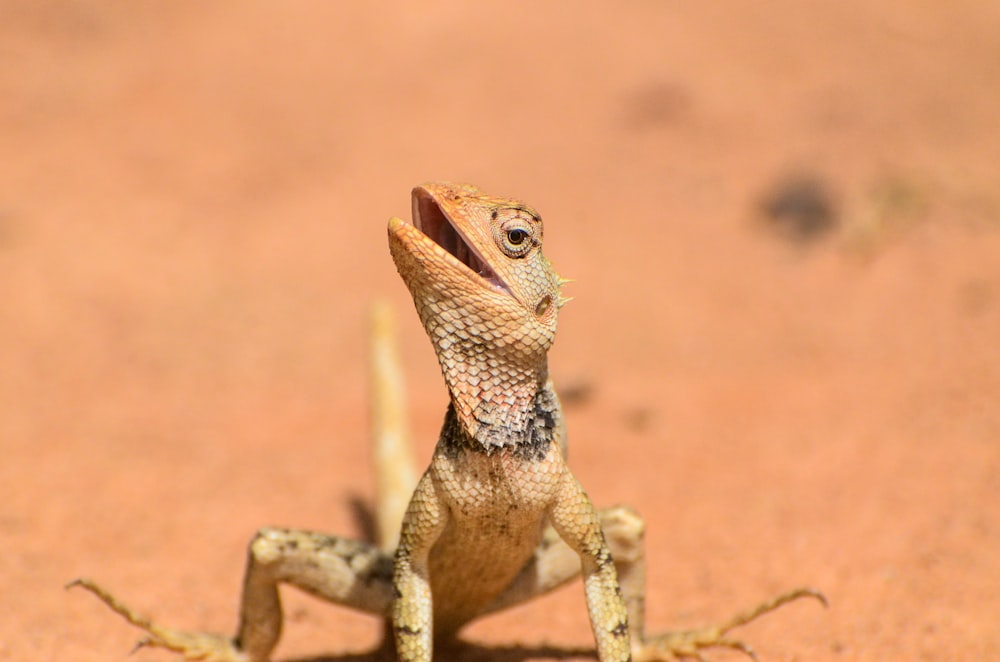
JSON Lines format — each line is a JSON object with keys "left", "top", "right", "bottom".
{"left": 368, "top": 300, "right": 418, "bottom": 551}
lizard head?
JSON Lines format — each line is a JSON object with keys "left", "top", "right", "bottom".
{"left": 388, "top": 182, "right": 566, "bottom": 448}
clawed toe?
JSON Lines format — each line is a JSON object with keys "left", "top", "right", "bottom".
{"left": 67, "top": 578, "right": 246, "bottom": 662}
{"left": 636, "top": 587, "right": 827, "bottom": 661}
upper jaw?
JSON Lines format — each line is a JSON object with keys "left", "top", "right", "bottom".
{"left": 408, "top": 185, "right": 510, "bottom": 294}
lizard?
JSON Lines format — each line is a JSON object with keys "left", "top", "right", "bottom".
{"left": 70, "top": 182, "right": 825, "bottom": 661}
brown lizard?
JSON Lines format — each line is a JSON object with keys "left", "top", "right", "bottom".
{"left": 70, "top": 182, "right": 825, "bottom": 661}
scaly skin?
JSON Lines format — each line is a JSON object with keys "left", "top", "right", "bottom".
{"left": 69, "top": 183, "right": 825, "bottom": 661}
{"left": 388, "top": 183, "right": 629, "bottom": 659}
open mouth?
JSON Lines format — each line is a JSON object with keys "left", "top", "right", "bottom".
{"left": 412, "top": 189, "right": 507, "bottom": 292}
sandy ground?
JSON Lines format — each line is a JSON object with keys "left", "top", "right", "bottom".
{"left": 2, "top": 2, "right": 999, "bottom": 660}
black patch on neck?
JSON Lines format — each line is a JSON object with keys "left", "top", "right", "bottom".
{"left": 440, "top": 387, "right": 559, "bottom": 461}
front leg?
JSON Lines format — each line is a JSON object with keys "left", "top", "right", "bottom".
{"left": 392, "top": 472, "right": 448, "bottom": 661}
{"left": 550, "top": 470, "right": 632, "bottom": 662}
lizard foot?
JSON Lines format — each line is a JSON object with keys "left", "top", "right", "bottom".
{"left": 634, "top": 587, "right": 827, "bottom": 661}
{"left": 67, "top": 578, "right": 247, "bottom": 662}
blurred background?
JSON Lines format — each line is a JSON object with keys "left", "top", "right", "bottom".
{"left": 2, "top": 2, "right": 998, "bottom": 660}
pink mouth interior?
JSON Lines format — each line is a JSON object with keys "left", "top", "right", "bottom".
{"left": 412, "top": 190, "right": 506, "bottom": 291}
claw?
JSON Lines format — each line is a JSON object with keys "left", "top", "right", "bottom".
{"left": 130, "top": 638, "right": 151, "bottom": 656}
{"left": 715, "top": 638, "right": 757, "bottom": 661}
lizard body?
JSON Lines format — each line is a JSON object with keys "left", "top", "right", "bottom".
{"left": 71, "top": 183, "right": 823, "bottom": 661}
{"left": 390, "top": 183, "right": 629, "bottom": 659}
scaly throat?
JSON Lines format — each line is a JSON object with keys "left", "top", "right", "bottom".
{"left": 412, "top": 282, "right": 552, "bottom": 452}
{"left": 439, "top": 373, "right": 560, "bottom": 459}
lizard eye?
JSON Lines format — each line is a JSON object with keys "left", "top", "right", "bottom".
{"left": 497, "top": 220, "right": 535, "bottom": 258}
{"left": 507, "top": 228, "right": 528, "bottom": 245}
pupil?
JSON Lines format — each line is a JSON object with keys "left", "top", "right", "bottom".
{"left": 508, "top": 229, "right": 527, "bottom": 245}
